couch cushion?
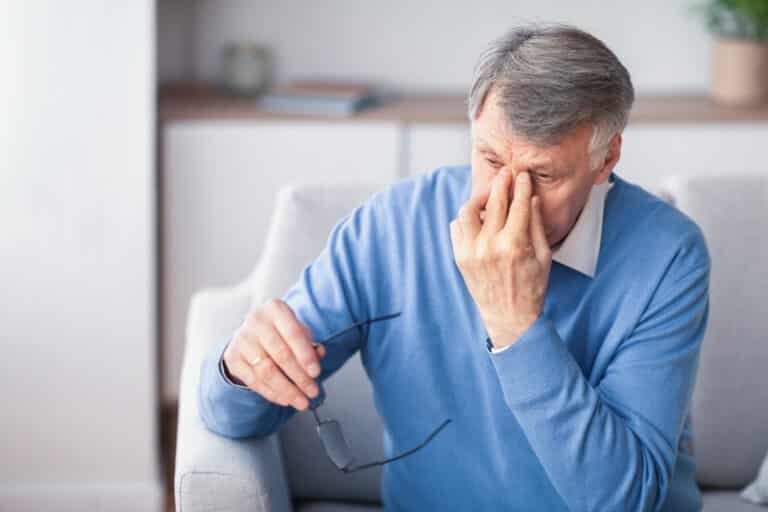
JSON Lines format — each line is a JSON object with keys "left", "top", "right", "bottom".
{"left": 742, "top": 448, "right": 768, "bottom": 505}
{"left": 248, "top": 183, "right": 382, "bottom": 310}
{"left": 703, "top": 490, "right": 766, "bottom": 511}
{"left": 662, "top": 175, "right": 768, "bottom": 488}
{"left": 247, "top": 183, "right": 387, "bottom": 503}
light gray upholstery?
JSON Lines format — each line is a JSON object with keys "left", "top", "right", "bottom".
{"left": 742, "top": 450, "right": 768, "bottom": 505}
{"left": 662, "top": 174, "right": 768, "bottom": 489}
{"left": 176, "top": 174, "right": 768, "bottom": 511}
{"left": 245, "top": 185, "right": 386, "bottom": 504}
{"left": 703, "top": 491, "right": 766, "bottom": 511}
{"left": 175, "top": 284, "right": 293, "bottom": 512}
{"left": 176, "top": 183, "right": 384, "bottom": 512}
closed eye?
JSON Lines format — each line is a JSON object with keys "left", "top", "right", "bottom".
{"left": 485, "top": 157, "right": 502, "bottom": 167}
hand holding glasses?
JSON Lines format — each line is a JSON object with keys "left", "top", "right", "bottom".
{"left": 224, "top": 300, "right": 452, "bottom": 473}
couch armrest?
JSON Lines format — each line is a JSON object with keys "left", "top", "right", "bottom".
{"left": 174, "top": 284, "right": 293, "bottom": 512}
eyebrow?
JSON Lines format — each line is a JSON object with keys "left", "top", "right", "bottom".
{"left": 474, "top": 138, "right": 558, "bottom": 173}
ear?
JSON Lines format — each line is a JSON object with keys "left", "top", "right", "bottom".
{"left": 592, "top": 133, "right": 622, "bottom": 185}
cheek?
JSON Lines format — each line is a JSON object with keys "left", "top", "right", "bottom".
{"left": 538, "top": 197, "right": 567, "bottom": 236}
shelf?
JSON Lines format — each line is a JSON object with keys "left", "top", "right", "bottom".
{"left": 159, "top": 82, "right": 768, "bottom": 124}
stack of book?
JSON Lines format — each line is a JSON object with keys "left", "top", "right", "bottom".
{"left": 257, "top": 79, "right": 398, "bottom": 116}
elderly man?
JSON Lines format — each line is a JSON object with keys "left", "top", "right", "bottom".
{"left": 199, "top": 24, "right": 709, "bottom": 511}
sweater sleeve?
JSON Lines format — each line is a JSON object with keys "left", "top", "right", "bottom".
{"left": 489, "top": 240, "right": 710, "bottom": 511}
{"left": 198, "top": 195, "right": 384, "bottom": 439}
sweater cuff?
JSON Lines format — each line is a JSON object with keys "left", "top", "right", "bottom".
{"left": 203, "top": 333, "right": 271, "bottom": 405}
{"left": 489, "top": 315, "right": 576, "bottom": 407}
{"left": 217, "top": 335, "right": 251, "bottom": 390}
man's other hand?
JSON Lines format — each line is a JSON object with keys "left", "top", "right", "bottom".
{"left": 449, "top": 169, "right": 553, "bottom": 349}
{"left": 223, "top": 298, "right": 327, "bottom": 410}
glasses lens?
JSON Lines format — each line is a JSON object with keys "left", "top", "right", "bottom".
{"left": 317, "top": 420, "right": 354, "bottom": 470}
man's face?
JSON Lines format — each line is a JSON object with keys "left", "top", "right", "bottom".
{"left": 470, "top": 89, "right": 619, "bottom": 248}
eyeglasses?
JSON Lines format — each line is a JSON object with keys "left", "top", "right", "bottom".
{"left": 309, "top": 312, "right": 452, "bottom": 473}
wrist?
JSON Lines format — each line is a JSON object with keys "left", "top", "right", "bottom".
{"left": 486, "top": 315, "right": 539, "bottom": 350}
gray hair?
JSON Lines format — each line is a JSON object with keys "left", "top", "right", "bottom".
{"left": 467, "top": 24, "right": 635, "bottom": 170}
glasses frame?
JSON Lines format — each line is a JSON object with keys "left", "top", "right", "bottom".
{"left": 309, "top": 312, "right": 452, "bottom": 473}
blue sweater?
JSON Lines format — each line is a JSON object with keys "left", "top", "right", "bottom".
{"left": 199, "top": 166, "right": 710, "bottom": 511}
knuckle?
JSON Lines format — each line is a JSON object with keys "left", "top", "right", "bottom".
{"left": 302, "top": 355, "right": 318, "bottom": 369}
{"left": 223, "top": 343, "right": 237, "bottom": 364}
{"left": 241, "top": 371, "right": 257, "bottom": 388}
{"left": 285, "top": 323, "right": 305, "bottom": 341}
{"left": 248, "top": 306, "right": 268, "bottom": 325}
{"left": 475, "top": 242, "right": 489, "bottom": 261}
{"left": 495, "top": 238, "right": 513, "bottom": 255}
{"left": 296, "top": 375, "right": 313, "bottom": 390}
{"left": 263, "top": 297, "right": 283, "bottom": 314}
{"left": 272, "top": 344, "right": 292, "bottom": 365}
{"left": 512, "top": 237, "right": 529, "bottom": 253}
{"left": 253, "top": 311, "right": 270, "bottom": 326}
{"left": 261, "top": 362, "right": 279, "bottom": 381}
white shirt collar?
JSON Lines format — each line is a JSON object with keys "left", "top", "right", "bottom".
{"left": 551, "top": 179, "right": 614, "bottom": 278}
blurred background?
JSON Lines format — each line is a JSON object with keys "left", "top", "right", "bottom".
{"left": 2, "top": 1, "right": 767, "bottom": 511}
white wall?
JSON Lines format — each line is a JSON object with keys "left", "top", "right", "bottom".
{"left": 0, "top": 1, "right": 161, "bottom": 510}
{"left": 158, "top": 0, "right": 712, "bottom": 94}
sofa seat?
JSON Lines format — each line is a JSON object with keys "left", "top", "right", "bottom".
{"left": 703, "top": 490, "right": 765, "bottom": 511}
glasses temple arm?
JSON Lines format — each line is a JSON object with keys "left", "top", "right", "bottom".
{"left": 342, "top": 418, "right": 452, "bottom": 473}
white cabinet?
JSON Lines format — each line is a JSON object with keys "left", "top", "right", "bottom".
{"left": 162, "top": 120, "right": 400, "bottom": 400}
{"left": 620, "top": 124, "right": 768, "bottom": 190}
{"left": 406, "top": 123, "right": 470, "bottom": 176}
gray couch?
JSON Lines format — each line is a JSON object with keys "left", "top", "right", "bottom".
{"left": 175, "top": 174, "right": 768, "bottom": 511}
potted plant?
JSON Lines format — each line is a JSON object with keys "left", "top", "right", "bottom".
{"left": 700, "top": 0, "right": 768, "bottom": 105}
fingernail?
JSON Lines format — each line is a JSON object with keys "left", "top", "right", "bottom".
{"left": 307, "top": 363, "right": 320, "bottom": 377}
{"left": 305, "top": 384, "right": 318, "bottom": 398}
{"left": 518, "top": 172, "right": 529, "bottom": 183}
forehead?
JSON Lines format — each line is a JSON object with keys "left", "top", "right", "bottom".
{"left": 471, "top": 107, "right": 591, "bottom": 166}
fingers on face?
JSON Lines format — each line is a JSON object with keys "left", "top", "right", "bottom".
{"left": 481, "top": 170, "right": 514, "bottom": 235}
{"left": 454, "top": 174, "right": 497, "bottom": 240}
{"left": 505, "top": 171, "right": 533, "bottom": 236}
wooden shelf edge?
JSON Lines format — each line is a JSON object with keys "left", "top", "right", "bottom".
{"left": 159, "top": 83, "right": 768, "bottom": 125}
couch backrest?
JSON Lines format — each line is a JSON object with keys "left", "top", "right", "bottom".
{"left": 661, "top": 174, "right": 768, "bottom": 489}
{"left": 248, "top": 182, "right": 387, "bottom": 504}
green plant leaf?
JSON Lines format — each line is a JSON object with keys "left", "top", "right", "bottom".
{"left": 695, "top": 0, "right": 768, "bottom": 40}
